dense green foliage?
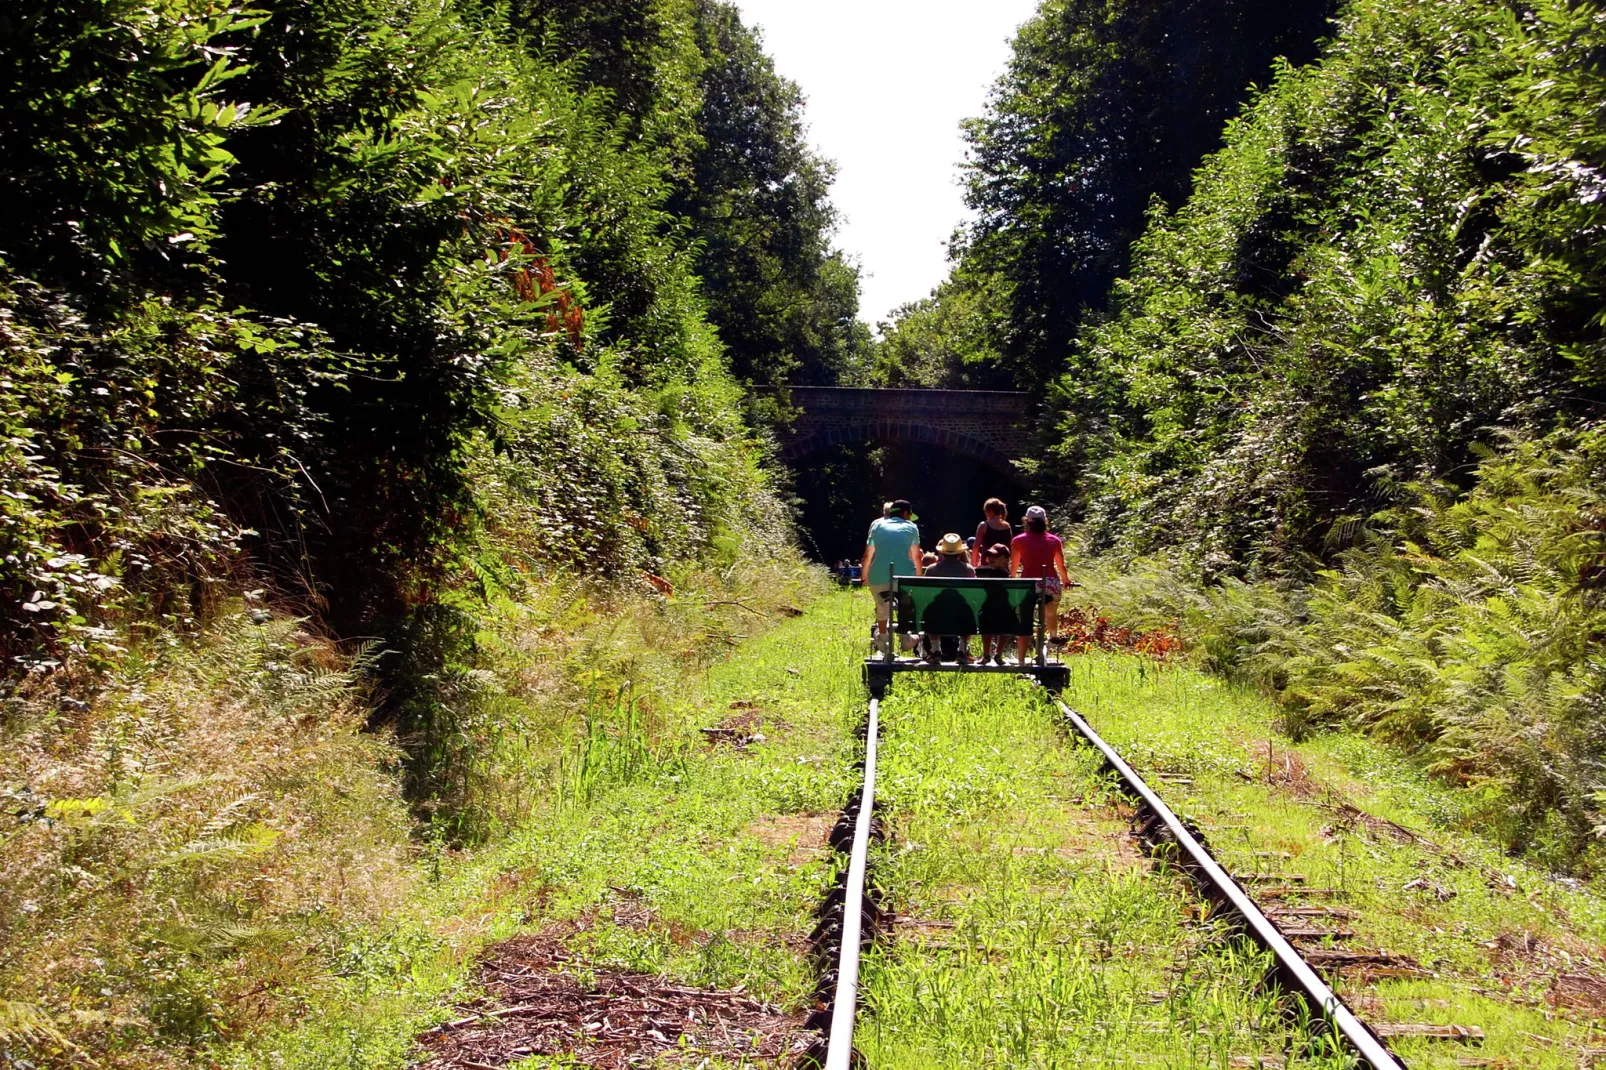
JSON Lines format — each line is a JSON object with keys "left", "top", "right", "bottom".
{"left": 1069, "top": 0, "right": 1606, "bottom": 868}
{"left": 1065, "top": 0, "right": 1606, "bottom": 570}
{"left": 867, "top": 274, "right": 1015, "bottom": 390}
{"left": 501, "top": 0, "right": 870, "bottom": 389}
{"left": 1282, "top": 431, "right": 1606, "bottom": 865}
{"left": 671, "top": 2, "right": 872, "bottom": 388}
{"left": 0, "top": 0, "right": 860, "bottom": 675}
{"left": 1046, "top": 0, "right": 1606, "bottom": 858}
{"left": 892, "top": 0, "right": 1335, "bottom": 392}
{"left": 1076, "top": 427, "right": 1606, "bottom": 866}
{"left": 0, "top": 0, "right": 881, "bottom": 874}
{"left": 0, "top": 3, "right": 864, "bottom": 1059}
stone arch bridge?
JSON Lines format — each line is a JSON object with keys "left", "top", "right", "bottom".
{"left": 771, "top": 387, "right": 1034, "bottom": 474}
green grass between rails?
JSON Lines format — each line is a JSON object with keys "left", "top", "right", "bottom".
{"left": 859, "top": 673, "right": 1349, "bottom": 1069}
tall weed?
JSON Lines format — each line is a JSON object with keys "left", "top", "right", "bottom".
{"left": 401, "top": 552, "right": 827, "bottom": 843}
{"left": 0, "top": 611, "right": 411, "bottom": 1066}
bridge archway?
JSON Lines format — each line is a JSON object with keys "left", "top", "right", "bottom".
{"left": 772, "top": 387, "right": 1034, "bottom": 475}
{"left": 780, "top": 421, "right": 1018, "bottom": 475}
{"left": 774, "top": 388, "right": 1037, "bottom": 563}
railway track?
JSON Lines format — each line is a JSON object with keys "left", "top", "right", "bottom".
{"left": 810, "top": 684, "right": 1410, "bottom": 1070}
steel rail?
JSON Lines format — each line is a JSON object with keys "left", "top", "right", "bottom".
{"left": 1054, "top": 699, "right": 1406, "bottom": 1070}
{"left": 825, "top": 697, "right": 880, "bottom": 1070}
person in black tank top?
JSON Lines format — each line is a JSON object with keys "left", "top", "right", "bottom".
{"left": 972, "top": 497, "right": 1014, "bottom": 569}
{"left": 974, "top": 542, "right": 1014, "bottom": 664}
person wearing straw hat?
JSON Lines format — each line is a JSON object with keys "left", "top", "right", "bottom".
{"left": 922, "top": 532, "right": 976, "bottom": 664}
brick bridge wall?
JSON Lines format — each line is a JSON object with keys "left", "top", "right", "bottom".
{"left": 773, "top": 387, "right": 1034, "bottom": 472}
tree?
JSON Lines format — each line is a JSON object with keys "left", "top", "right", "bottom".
{"left": 494, "top": 0, "right": 705, "bottom": 157}
{"left": 671, "top": 1, "right": 869, "bottom": 387}
{"left": 960, "top": 0, "right": 1335, "bottom": 390}
{"left": 1059, "top": 0, "right": 1606, "bottom": 573}
{"left": 869, "top": 273, "right": 1014, "bottom": 390}
{"left": 486, "top": 0, "right": 869, "bottom": 389}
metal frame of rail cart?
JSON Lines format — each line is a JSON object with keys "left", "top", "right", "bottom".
{"left": 863, "top": 576, "right": 1068, "bottom": 696}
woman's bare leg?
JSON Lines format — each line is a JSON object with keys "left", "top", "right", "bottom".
{"left": 1018, "top": 599, "right": 1061, "bottom": 662}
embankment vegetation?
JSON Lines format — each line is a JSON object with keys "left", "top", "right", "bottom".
{"left": 1060, "top": 655, "right": 1606, "bottom": 1068}
{"left": 881, "top": 0, "right": 1606, "bottom": 872}
{"left": 0, "top": 0, "right": 861, "bottom": 1063}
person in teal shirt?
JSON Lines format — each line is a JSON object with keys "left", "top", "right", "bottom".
{"left": 861, "top": 499, "right": 923, "bottom": 654}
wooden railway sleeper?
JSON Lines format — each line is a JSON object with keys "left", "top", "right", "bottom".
{"left": 1052, "top": 697, "right": 1408, "bottom": 1070}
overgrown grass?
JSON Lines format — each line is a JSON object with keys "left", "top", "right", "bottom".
{"left": 1066, "top": 652, "right": 1606, "bottom": 1068}
{"left": 0, "top": 574, "right": 860, "bottom": 1068}
{"left": 17, "top": 581, "right": 1606, "bottom": 1068}
{"left": 1, "top": 614, "right": 414, "bottom": 1068}
{"left": 238, "top": 589, "right": 869, "bottom": 1068}
{"left": 860, "top": 674, "right": 1348, "bottom": 1069}
{"left": 398, "top": 552, "right": 827, "bottom": 843}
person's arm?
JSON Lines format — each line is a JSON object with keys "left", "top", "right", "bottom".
{"left": 1010, "top": 543, "right": 1022, "bottom": 578}
{"left": 971, "top": 525, "right": 982, "bottom": 568}
{"left": 1054, "top": 542, "right": 1070, "bottom": 586}
{"left": 861, "top": 542, "right": 875, "bottom": 580}
{"left": 908, "top": 543, "right": 924, "bottom": 576}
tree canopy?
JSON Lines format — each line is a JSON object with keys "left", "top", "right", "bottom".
{"left": 1061, "top": 0, "right": 1606, "bottom": 572}
{"left": 891, "top": 0, "right": 1336, "bottom": 392}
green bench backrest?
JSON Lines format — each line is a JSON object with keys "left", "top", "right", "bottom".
{"left": 891, "top": 577, "right": 1041, "bottom": 636}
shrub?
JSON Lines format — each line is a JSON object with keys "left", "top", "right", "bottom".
{"left": 1280, "top": 427, "right": 1606, "bottom": 866}
{"left": 0, "top": 611, "right": 412, "bottom": 1064}
{"left": 0, "top": 266, "right": 335, "bottom": 670}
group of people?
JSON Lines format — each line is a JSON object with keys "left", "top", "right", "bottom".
{"left": 859, "top": 497, "right": 1072, "bottom": 665}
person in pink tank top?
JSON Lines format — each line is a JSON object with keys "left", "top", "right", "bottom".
{"left": 1010, "top": 505, "right": 1071, "bottom": 663}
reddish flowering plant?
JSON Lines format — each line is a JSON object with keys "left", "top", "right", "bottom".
{"left": 499, "top": 227, "right": 584, "bottom": 348}
{"left": 1056, "top": 605, "right": 1183, "bottom": 660}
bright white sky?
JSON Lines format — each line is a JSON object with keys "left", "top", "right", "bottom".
{"left": 732, "top": 0, "right": 1039, "bottom": 328}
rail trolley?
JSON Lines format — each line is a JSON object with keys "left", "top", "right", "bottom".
{"left": 862, "top": 575, "right": 1069, "bottom": 697}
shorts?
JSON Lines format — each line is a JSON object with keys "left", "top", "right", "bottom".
{"left": 1039, "top": 575, "right": 1063, "bottom": 605}
{"left": 868, "top": 582, "right": 894, "bottom": 623}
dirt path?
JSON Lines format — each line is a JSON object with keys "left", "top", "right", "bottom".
{"left": 418, "top": 933, "right": 809, "bottom": 1067}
